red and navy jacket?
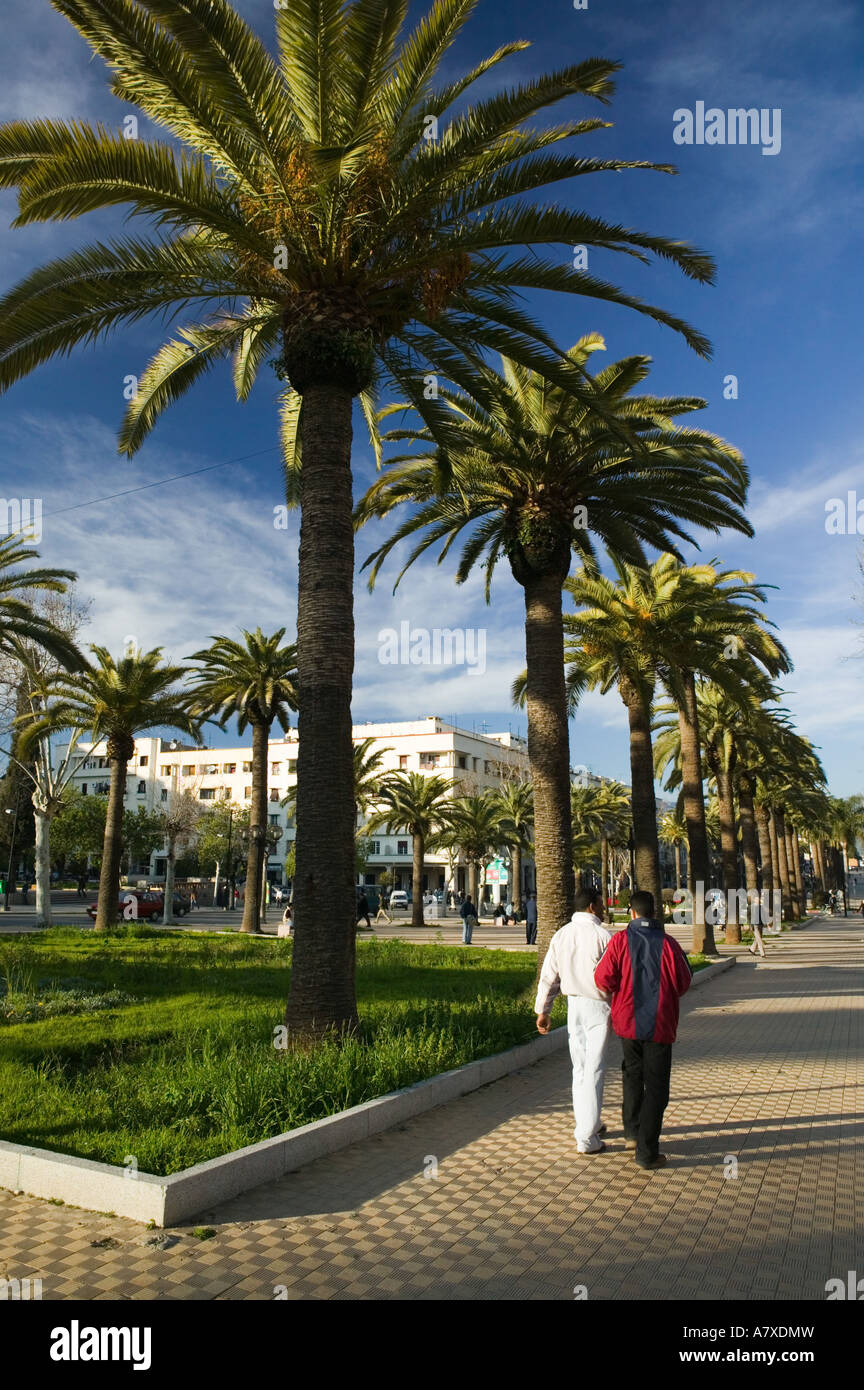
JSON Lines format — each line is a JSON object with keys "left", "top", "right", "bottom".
{"left": 594, "top": 917, "right": 692, "bottom": 1044}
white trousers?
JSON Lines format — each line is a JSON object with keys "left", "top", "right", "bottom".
{"left": 567, "top": 995, "right": 612, "bottom": 1151}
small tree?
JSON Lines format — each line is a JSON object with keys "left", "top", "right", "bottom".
{"left": 159, "top": 790, "right": 201, "bottom": 925}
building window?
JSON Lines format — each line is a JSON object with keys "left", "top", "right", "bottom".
{"left": 268, "top": 813, "right": 280, "bottom": 827}
{"left": 269, "top": 788, "right": 281, "bottom": 802}
{"left": 369, "top": 841, "right": 380, "bottom": 855}
{"left": 244, "top": 787, "right": 252, "bottom": 799}
{"left": 95, "top": 782, "right": 109, "bottom": 795}
{"left": 457, "top": 755, "right": 466, "bottom": 769}
{"left": 223, "top": 763, "right": 236, "bottom": 774}
{"left": 137, "top": 780, "right": 146, "bottom": 794}
{"left": 419, "top": 753, "right": 439, "bottom": 769}
{"left": 243, "top": 761, "right": 252, "bottom": 773}
{"left": 199, "top": 788, "right": 216, "bottom": 801}
{"left": 204, "top": 763, "right": 218, "bottom": 776}
{"left": 182, "top": 764, "right": 195, "bottom": 776}
{"left": 288, "top": 759, "right": 297, "bottom": 773}
{"left": 160, "top": 788, "right": 168, "bottom": 802}
{"left": 139, "top": 755, "right": 148, "bottom": 767}
{"left": 397, "top": 840, "right": 408, "bottom": 855}
{"left": 399, "top": 755, "right": 408, "bottom": 769}
{"left": 81, "top": 784, "right": 88, "bottom": 795}
{"left": 271, "top": 762, "right": 281, "bottom": 775}
{"left": 160, "top": 765, "right": 172, "bottom": 776}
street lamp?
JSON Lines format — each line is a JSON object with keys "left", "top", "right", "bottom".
{"left": 3, "top": 801, "right": 19, "bottom": 912}
{"left": 261, "top": 824, "right": 283, "bottom": 926}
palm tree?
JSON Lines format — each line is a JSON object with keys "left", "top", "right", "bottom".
{"left": 659, "top": 806, "right": 688, "bottom": 891}
{"left": 365, "top": 771, "right": 452, "bottom": 928}
{"left": 18, "top": 647, "right": 197, "bottom": 930}
{"left": 360, "top": 348, "right": 749, "bottom": 961}
{"left": 491, "top": 778, "right": 533, "bottom": 914}
{"left": 351, "top": 738, "right": 393, "bottom": 826}
{"left": 0, "top": 535, "right": 81, "bottom": 670}
{"left": 0, "top": 0, "right": 717, "bottom": 1038}
{"left": 441, "top": 792, "right": 504, "bottom": 908}
{"left": 187, "top": 629, "right": 297, "bottom": 935}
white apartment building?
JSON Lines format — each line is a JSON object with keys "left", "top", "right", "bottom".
{"left": 60, "top": 716, "right": 536, "bottom": 904}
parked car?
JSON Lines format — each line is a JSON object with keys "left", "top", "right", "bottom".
{"left": 86, "top": 889, "right": 191, "bottom": 922}
{"left": 389, "top": 889, "right": 409, "bottom": 910}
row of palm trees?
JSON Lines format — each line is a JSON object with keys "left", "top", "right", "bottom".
{"left": 0, "top": 1, "right": 857, "bottom": 1031}
{"left": 5, "top": 619, "right": 297, "bottom": 935}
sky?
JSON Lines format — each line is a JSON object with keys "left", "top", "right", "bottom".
{"left": 1, "top": 0, "right": 862, "bottom": 792}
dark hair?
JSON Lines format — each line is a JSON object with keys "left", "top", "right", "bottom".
{"left": 574, "top": 887, "right": 602, "bottom": 913}
{"left": 630, "top": 890, "right": 655, "bottom": 918}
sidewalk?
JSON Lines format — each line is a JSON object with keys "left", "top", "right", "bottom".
{"left": 1, "top": 916, "right": 860, "bottom": 1300}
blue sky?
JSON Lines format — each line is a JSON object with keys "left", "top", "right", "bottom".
{"left": 1, "top": 0, "right": 862, "bottom": 792}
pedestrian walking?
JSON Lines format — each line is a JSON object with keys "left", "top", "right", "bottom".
{"left": 535, "top": 888, "right": 612, "bottom": 1155}
{"left": 524, "top": 892, "right": 538, "bottom": 945}
{"left": 459, "top": 895, "right": 478, "bottom": 944}
{"left": 748, "top": 897, "right": 767, "bottom": 956}
{"left": 594, "top": 889, "right": 692, "bottom": 1171}
{"left": 356, "top": 891, "right": 372, "bottom": 929}
{"left": 374, "top": 891, "right": 392, "bottom": 925}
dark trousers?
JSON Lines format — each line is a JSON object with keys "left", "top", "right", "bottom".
{"left": 525, "top": 922, "right": 537, "bottom": 944}
{"left": 621, "top": 1038, "right": 672, "bottom": 1164}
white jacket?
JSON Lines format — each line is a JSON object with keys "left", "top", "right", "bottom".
{"left": 534, "top": 911, "right": 613, "bottom": 1014}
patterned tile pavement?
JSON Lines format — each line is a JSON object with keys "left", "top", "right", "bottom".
{"left": 1, "top": 916, "right": 861, "bottom": 1300}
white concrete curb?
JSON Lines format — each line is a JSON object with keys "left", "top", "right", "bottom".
{"left": 0, "top": 955, "right": 735, "bottom": 1227}
{"left": 689, "top": 956, "right": 736, "bottom": 987}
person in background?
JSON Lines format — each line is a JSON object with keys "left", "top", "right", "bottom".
{"left": 374, "top": 890, "right": 392, "bottom": 925}
{"left": 535, "top": 887, "right": 612, "bottom": 1156}
{"left": 356, "top": 890, "right": 372, "bottom": 929}
{"left": 594, "top": 889, "right": 692, "bottom": 1171}
{"left": 524, "top": 892, "right": 538, "bottom": 945}
{"left": 459, "top": 895, "right": 478, "bottom": 944}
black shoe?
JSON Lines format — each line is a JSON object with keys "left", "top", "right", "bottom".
{"left": 635, "top": 1153, "right": 668, "bottom": 1170}
{"left": 596, "top": 1124, "right": 608, "bottom": 1137}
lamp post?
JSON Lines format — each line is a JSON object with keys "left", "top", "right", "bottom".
{"left": 3, "top": 800, "right": 20, "bottom": 912}
{"left": 261, "top": 823, "right": 283, "bottom": 927}
{"left": 224, "top": 806, "right": 234, "bottom": 910}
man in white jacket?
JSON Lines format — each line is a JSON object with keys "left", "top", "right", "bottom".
{"left": 535, "top": 887, "right": 613, "bottom": 1155}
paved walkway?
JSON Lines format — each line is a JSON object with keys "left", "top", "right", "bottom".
{"left": 1, "top": 916, "right": 861, "bottom": 1300}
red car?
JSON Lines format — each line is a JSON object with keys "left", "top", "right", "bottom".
{"left": 86, "top": 889, "right": 190, "bottom": 921}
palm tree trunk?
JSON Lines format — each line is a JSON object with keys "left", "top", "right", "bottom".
{"left": 768, "top": 808, "right": 781, "bottom": 895}
{"left": 678, "top": 673, "right": 711, "bottom": 910}
{"left": 411, "top": 831, "right": 424, "bottom": 929}
{"left": 674, "top": 842, "right": 682, "bottom": 891}
{"left": 774, "top": 808, "right": 793, "bottom": 921}
{"left": 522, "top": 571, "right": 574, "bottom": 969}
{"left": 755, "top": 802, "right": 774, "bottom": 897}
{"left": 511, "top": 843, "right": 522, "bottom": 916}
{"left": 95, "top": 750, "right": 129, "bottom": 931}
{"left": 717, "top": 768, "right": 740, "bottom": 943}
{"left": 785, "top": 823, "right": 802, "bottom": 917}
{"left": 815, "top": 840, "right": 828, "bottom": 893}
{"left": 601, "top": 834, "right": 610, "bottom": 918}
{"left": 469, "top": 860, "right": 479, "bottom": 906}
{"left": 286, "top": 384, "right": 358, "bottom": 1037}
{"left": 620, "top": 678, "right": 663, "bottom": 912}
{"left": 738, "top": 777, "right": 760, "bottom": 924}
{"left": 791, "top": 827, "right": 805, "bottom": 910}
{"left": 242, "top": 720, "right": 268, "bottom": 934}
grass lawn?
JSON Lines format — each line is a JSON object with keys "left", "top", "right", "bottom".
{"left": 0, "top": 927, "right": 710, "bottom": 1177}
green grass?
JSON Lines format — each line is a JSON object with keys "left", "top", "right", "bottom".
{"left": 0, "top": 927, "right": 712, "bottom": 1177}
{"left": 0, "top": 928, "right": 559, "bottom": 1176}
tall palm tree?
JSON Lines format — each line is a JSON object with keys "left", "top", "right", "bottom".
{"left": 646, "top": 561, "right": 790, "bottom": 927}
{"left": 365, "top": 771, "right": 452, "bottom": 928}
{"left": 0, "top": 0, "right": 716, "bottom": 1038}
{"left": 659, "top": 806, "right": 688, "bottom": 891}
{"left": 441, "top": 792, "right": 504, "bottom": 907}
{"left": 18, "top": 647, "right": 197, "bottom": 930}
{"left": 187, "top": 629, "right": 297, "bottom": 934}
{"left": 360, "top": 349, "right": 749, "bottom": 962}
{"left": 491, "top": 778, "right": 533, "bottom": 914}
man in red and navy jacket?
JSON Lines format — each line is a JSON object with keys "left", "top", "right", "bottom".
{"left": 594, "top": 889, "right": 692, "bottom": 1170}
